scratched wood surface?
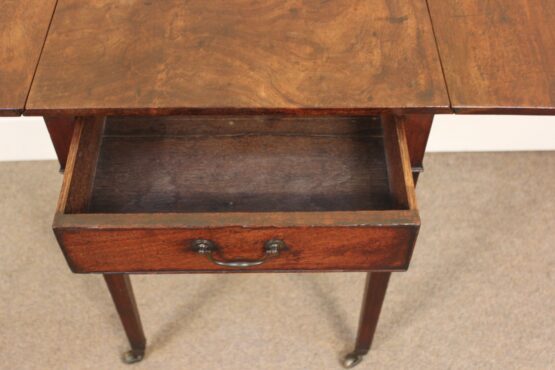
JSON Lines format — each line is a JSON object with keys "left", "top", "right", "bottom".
{"left": 0, "top": 0, "right": 57, "bottom": 116}
{"left": 428, "top": 0, "right": 555, "bottom": 114}
{"left": 26, "top": 0, "right": 449, "bottom": 115}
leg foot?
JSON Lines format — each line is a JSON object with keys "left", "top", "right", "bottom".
{"left": 104, "top": 275, "right": 147, "bottom": 364}
{"left": 122, "top": 349, "right": 145, "bottom": 364}
{"left": 343, "top": 272, "right": 391, "bottom": 367}
{"left": 342, "top": 352, "right": 364, "bottom": 368}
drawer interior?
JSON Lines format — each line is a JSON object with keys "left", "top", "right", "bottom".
{"left": 59, "top": 115, "right": 416, "bottom": 217}
{"left": 61, "top": 116, "right": 413, "bottom": 214}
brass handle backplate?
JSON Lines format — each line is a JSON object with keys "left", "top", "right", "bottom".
{"left": 191, "top": 239, "right": 286, "bottom": 268}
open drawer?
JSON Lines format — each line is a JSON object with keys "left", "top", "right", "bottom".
{"left": 54, "top": 115, "right": 419, "bottom": 273}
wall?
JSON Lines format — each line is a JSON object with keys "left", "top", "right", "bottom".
{"left": 0, "top": 115, "right": 554, "bottom": 161}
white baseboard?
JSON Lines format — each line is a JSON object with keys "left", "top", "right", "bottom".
{"left": 428, "top": 115, "right": 555, "bottom": 152}
{"left": 0, "top": 115, "right": 554, "bottom": 161}
{"left": 0, "top": 117, "right": 57, "bottom": 161}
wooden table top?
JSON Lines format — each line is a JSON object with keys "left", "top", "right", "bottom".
{"left": 428, "top": 0, "right": 555, "bottom": 114}
{"left": 2, "top": 0, "right": 553, "bottom": 116}
{"left": 0, "top": 0, "right": 57, "bottom": 116}
{"left": 25, "top": 0, "right": 450, "bottom": 116}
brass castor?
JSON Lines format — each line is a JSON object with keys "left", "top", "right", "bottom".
{"left": 122, "top": 349, "right": 144, "bottom": 364}
{"left": 342, "top": 352, "right": 364, "bottom": 368}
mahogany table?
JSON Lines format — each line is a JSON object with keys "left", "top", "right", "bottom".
{"left": 1, "top": 0, "right": 553, "bottom": 367}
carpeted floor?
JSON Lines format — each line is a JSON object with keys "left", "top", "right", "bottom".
{"left": 0, "top": 153, "right": 554, "bottom": 370}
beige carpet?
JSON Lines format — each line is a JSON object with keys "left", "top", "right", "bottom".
{"left": 0, "top": 153, "right": 554, "bottom": 370}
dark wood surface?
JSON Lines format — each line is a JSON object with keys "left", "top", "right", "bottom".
{"left": 8, "top": 0, "right": 554, "bottom": 114}
{"left": 57, "top": 225, "right": 418, "bottom": 273}
{"left": 53, "top": 114, "right": 419, "bottom": 273}
{"left": 402, "top": 114, "right": 433, "bottom": 182}
{"left": 55, "top": 210, "right": 419, "bottom": 229}
{"left": 103, "top": 275, "right": 146, "bottom": 359}
{"left": 57, "top": 117, "right": 104, "bottom": 214}
{"left": 44, "top": 117, "right": 76, "bottom": 170}
{"left": 0, "top": 0, "right": 58, "bottom": 116}
{"left": 90, "top": 116, "right": 391, "bottom": 213}
{"left": 25, "top": 0, "right": 449, "bottom": 115}
{"left": 382, "top": 116, "right": 417, "bottom": 210}
{"left": 351, "top": 272, "right": 391, "bottom": 356}
{"left": 428, "top": 0, "right": 555, "bottom": 114}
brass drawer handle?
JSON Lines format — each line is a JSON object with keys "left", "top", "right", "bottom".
{"left": 191, "top": 239, "right": 286, "bottom": 268}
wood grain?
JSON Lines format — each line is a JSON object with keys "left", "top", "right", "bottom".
{"left": 0, "top": 0, "right": 57, "bottom": 116}
{"left": 56, "top": 117, "right": 104, "bottom": 214}
{"left": 89, "top": 116, "right": 392, "bottom": 213}
{"left": 103, "top": 275, "right": 146, "bottom": 358}
{"left": 350, "top": 272, "right": 391, "bottom": 356}
{"left": 54, "top": 210, "right": 420, "bottom": 230}
{"left": 56, "top": 225, "right": 418, "bottom": 273}
{"left": 44, "top": 116, "right": 76, "bottom": 170}
{"left": 382, "top": 115, "right": 417, "bottom": 210}
{"left": 26, "top": 0, "right": 449, "bottom": 115}
{"left": 402, "top": 114, "right": 433, "bottom": 182}
{"left": 428, "top": 0, "right": 555, "bottom": 113}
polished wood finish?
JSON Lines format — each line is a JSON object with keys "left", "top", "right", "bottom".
{"left": 402, "top": 114, "right": 434, "bottom": 182}
{"left": 56, "top": 117, "right": 104, "bottom": 214}
{"left": 55, "top": 222, "right": 418, "bottom": 273}
{"left": 352, "top": 272, "right": 391, "bottom": 355}
{"left": 44, "top": 116, "right": 76, "bottom": 170}
{"left": 103, "top": 274, "right": 146, "bottom": 358}
{"left": 11, "top": 0, "right": 554, "bottom": 116}
{"left": 53, "top": 115, "right": 419, "bottom": 273}
{"left": 382, "top": 116, "right": 417, "bottom": 210}
{"left": 0, "top": 0, "right": 58, "bottom": 116}
{"left": 428, "top": 0, "right": 555, "bottom": 114}
{"left": 26, "top": 0, "right": 449, "bottom": 116}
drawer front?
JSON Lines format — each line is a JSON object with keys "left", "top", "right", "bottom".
{"left": 56, "top": 224, "right": 418, "bottom": 273}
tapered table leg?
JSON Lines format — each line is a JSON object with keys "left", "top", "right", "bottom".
{"left": 104, "top": 274, "right": 146, "bottom": 364}
{"left": 343, "top": 272, "right": 391, "bottom": 368}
